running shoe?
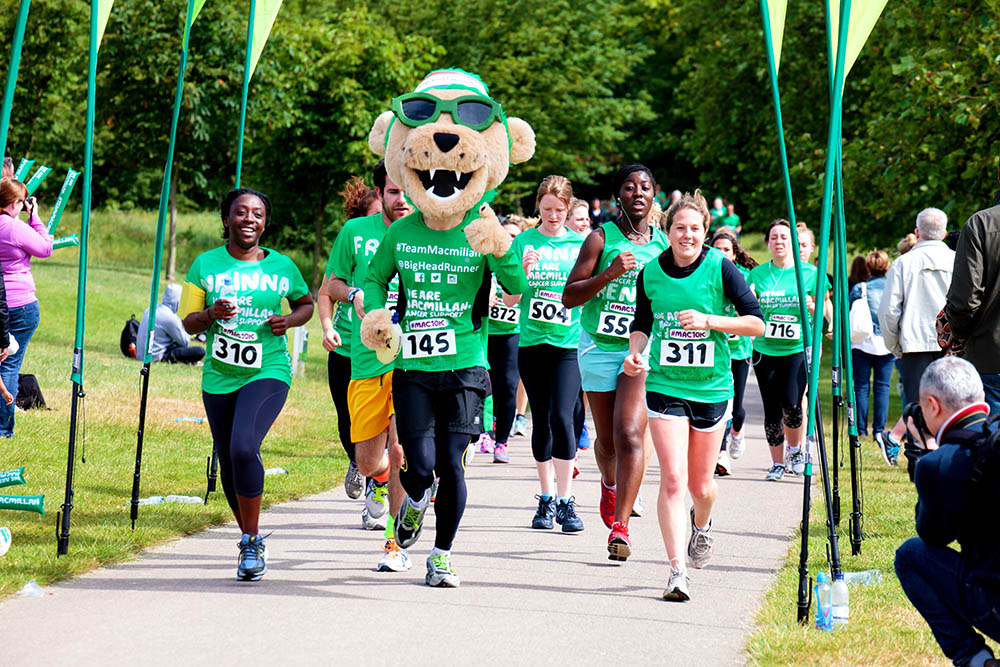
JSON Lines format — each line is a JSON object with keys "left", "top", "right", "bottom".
{"left": 573, "top": 455, "right": 581, "bottom": 479}
{"left": 577, "top": 423, "right": 591, "bottom": 450}
{"left": 687, "top": 507, "right": 715, "bottom": 569}
{"left": 478, "top": 432, "right": 495, "bottom": 454}
{"left": 376, "top": 539, "right": 412, "bottom": 572}
{"left": 361, "top": 506, "right": 387, "bottom": 531}
{"left": 631, "top": 491, "right": 644, "bottom": 518}
{"left": 607, "top": 521, "right": 631, "bottom": 562}
{"left": 765, "top": 463, "right": 786, "bottom": 481}
{"left": 394, "top": 494, "right": 429, "bottom": 548}
{"left": 344, "top": 461, "right": 364, "bottom": 500}
{"left": 555, "top": 497, "right": 584, "bottom": 533}
{"left": 236, "top": 533, "right": 267, "bottom": 581}
{"left": 531, "top": 495, "right": 556, "bottom": 529}
{"left": 365, "top": 479, "right": 389, "bottom": 518}
{"left": 512, "top": 414, "right": 528, "bottom": 437}
{"left": 492, "top": 442, "right": 509, "bottom": 464}
{"left": 787, "top": 448, "right": 806, "bottom": 476}
{"left": 599, "top": 481, "right": 616, "bottom": 529}
{"left": 874, "top": 432, "right": 900, "bottom": 467}
{"left": 662, "top": 566, "right": 690, "bottom": 602}
{"left": 716, "top": 450, "right": 732, "bottom": 477}
{"left": 728, "top": 429, "right": 745, "bottom": 460}
{"left": 425, "top": 551, "right": 460, "bottom": 588}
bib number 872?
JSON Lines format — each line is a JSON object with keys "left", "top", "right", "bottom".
{"left": 213, "top": 334, "right": 262, "bottom": 369}
{"left": 660, "top": 340, "right": 714, "bottom": 367}
{"left": 402, "top": 329, "right": 456, "bottom": 359}
{"left": 529, "top": 298, "right": 569, "bottom": 326}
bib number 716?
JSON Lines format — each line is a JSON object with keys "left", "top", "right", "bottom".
{"left": 766, "top": 320, "right": 801, "bottom": 340}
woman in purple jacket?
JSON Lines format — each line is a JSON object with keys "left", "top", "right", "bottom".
{"left": 0, "top": 178, "right": 53, "bottom": 436}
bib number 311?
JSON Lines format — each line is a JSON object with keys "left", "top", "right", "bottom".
{"left": 213, "top": 333, "right": 262, "bottom": 369}
{"left": 529, "top": 298, "right": 570, "bottom": 326}
{"left": 402, "top": 329, "right": 456, "bottom": 359}
{"left": 660, "top": 340, "right": 714, "bottom": 367}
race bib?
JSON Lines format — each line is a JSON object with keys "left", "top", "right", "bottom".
{"left": 402, "top": 329, "right": 457, "bottom": 359}
{"left": 489, "top": 303, "right": 519, "bottom": 324}
{"left": 528, "top": 298, "right": 570, "bottom": 326}
{"left": 659, "top": 339, "right": 715, "bottom": 367}
{"left": 765, "top": 318, "right": 801, "bottom": 341}
{"left": 212, "top": 332, "right": 262, "bottom": 370}
{"left": 598, "top": 311, "right": 633, "bottom": 339}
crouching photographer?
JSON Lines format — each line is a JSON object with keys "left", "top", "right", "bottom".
{"left": 895, "top": 356, "right": 1000, "bottom": 667}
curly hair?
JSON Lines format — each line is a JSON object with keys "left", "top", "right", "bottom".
{"left": 339, "top": 175, "right": 379, "bottom": 220}
{"left": 710, "top": 227, "right": 758, "bottom": 269}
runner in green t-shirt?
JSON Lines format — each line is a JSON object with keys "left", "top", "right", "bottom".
{"left": 709, "top": 228, "right": 759, "bottom": 473}
{"left": 486, "top": 222, "right": 523, "bottom": 463}
{"left": 317, "top": 175, "right": 381, "bottom": 503}
{"left": 563, "top": 163, "right": 668, "bottom": 560}
{"left": 623, "top": 191, "right": 763, "bottom": 602}
{"left": 178, "top": 188, "right": 313, "bottom": 582}
{"left": 322, "top": 161, "right": 413, "bottom": 573}
{"left": 362, "top": 201, "right": 527, "bottom": 588}
{"left": 506, "top": 176, "right": 586, "bottom": 533}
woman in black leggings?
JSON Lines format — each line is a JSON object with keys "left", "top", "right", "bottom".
{"left": 180, "top": 188, "right": 313, "bottom": 580}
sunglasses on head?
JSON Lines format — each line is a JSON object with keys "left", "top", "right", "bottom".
{"left": 391, "top": 92, "right": 504, "bottom": 132}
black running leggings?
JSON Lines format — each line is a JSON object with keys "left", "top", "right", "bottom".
{"left": 753, "top": 352, "right": 806, "bottom": 447}
{"left": 487, "top": 333, "right": 519, "bottom": 444}
{"left": 399, "top": 433, "right": 470, "bottom": 551}
{"left": 731, "top": 357, "right": 751, "bottom": 433}
{"left": 518, "top": 344, "right": 582, "bottom": 462}
{"left": 203, "top": 378, "right": 289, "bottom": 512}
{"left": 327, "top": 351, "right": 354, "bottom": 462}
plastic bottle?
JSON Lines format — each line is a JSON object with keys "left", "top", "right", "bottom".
{"left": 218, "top": 276, "right": 238, "bottom": 331}
{"left": 843, "top": 569, "right": 882, "bottom": 586}
{"left": 832, "top": 574, "right": 849, "bottom": 628}
{"left": 814, "top": 571, "right": 833, "bottom": 631}
{"left": 264, "top": 467, "right": 289, "bottom": 476}
{"left": 164, "top": 495, "right": 203, "bottom": 504}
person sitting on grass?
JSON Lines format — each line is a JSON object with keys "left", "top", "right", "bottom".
{"left": 137, "top": 283, "right": 205, "bottom": 364}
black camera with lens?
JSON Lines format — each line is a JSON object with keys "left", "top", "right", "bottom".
{"left": 901, "top": 401, "right": 932, "bottom": 481}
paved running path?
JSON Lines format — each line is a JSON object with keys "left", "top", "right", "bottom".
{"left": 1, "top": 374, "right": 801, "bottom": 665}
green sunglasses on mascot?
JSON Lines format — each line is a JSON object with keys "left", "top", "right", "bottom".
{"left": 391, "top": 92, "right": 505, "bottom": 132}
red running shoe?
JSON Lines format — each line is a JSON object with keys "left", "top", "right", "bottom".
{"left": 607, "top": 521, "right": 631, "bottom": 562}
{"left": 599, "top": 480, "right": 616, "bottom": 529}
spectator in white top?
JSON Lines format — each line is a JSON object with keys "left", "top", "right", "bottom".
{"left": 878, "top": 208, "right": 955, "bottom": 407}
{"left": 137, "top": 283, "right": 205, "bottom": 364}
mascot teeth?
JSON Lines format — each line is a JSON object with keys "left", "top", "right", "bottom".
{"left": 416, "top": 168, "right": 473, "bottom": 199}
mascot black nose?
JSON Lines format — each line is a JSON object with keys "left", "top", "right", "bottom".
{"left": 433, "top": 132, "right": 460, "bottom": 153}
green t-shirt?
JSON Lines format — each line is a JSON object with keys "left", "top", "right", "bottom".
{"left": 718, "top": 213, "right": 740, "bottom": 229}
{"left": 511, "top": 226, "right": 584, "bottom": 349}
{"left": 363, "top": 209, "right": 527, "bottom": 372}
{"left": 580, "top": 222, "right": 668, "bottom": 351}
{"left": 487, "top": 273, "right": 520, "bottom": 335}
{"left": 328, "top": 213, "right": 400, "bottom": 380}
{"left": 324, "top": 243, "right": 353, "bottom": 359}
{"left": 186, "top": 246, "right": 309, "bottom": 394}
{"left": 749, "top": 260, "right": 828, "bottom": 357}
{"left": 643, "top": 248, "right": 733, "bottom": 403}
{"left": 726, "top": 265, "right": 754, "bottom": 361}
{"left": 709, "top": 207, "right": 725, "bottom": 220}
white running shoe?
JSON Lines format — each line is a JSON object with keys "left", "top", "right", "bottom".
{"left": 425, "top": 551, "right": 460, "bottom": 587}
{"left": 728, "top": 429, "right": 745, "bottom": 460}
{"left": 787, "top": 448, "right": 806, "bottom": 476}
{"left": 361, "top": 506, "right": 387, "bottom": 531}
{"left": 365, "top": 479, "right": 389, "bottom": 518}
{"left": 344, "top": 461, "right": 364, "bottom": 500}
{"left": 687, "top": 507, "right": 715, "bottom": 569}
{"left": 376, "top": 539, "right": 412, "bottom": 572}
{"left": 765, "top": 463, "right": 786, "bottom": 481}
{"left": 662, "top": 565, "right": 690, "bottom": 601}
{"left": 512, "top": 414, "right": 528, "bottom": 437}
{"left": 716, "top": 450, "right": 732, "bottom": 477}
{"left": 630, "top": 491, "right": 644, "bottom": 518}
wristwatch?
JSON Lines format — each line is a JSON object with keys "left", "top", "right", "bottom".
{"left": 348, "top": 287, "right": 361, "bottom": 303}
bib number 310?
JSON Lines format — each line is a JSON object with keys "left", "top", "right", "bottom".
{"left": 660, "top": 340, "right": 714, "bottom": 367}
{"left": 213, "top": 333, "right": 262, "bottom": 369}
{"left": 402, "top": 329, "right": 456, "bottom": 359}
{"left": 529, "top": 298, "right": 570, "bottom": 326}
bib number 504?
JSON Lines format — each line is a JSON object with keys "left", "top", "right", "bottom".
{"left": 528, "top": 298, "right": 569, "bottom": 326}
{"left": 402, "top": 329, "right": 456, "bottom": 359}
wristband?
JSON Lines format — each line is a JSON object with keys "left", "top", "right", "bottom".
{"left": 348, "top": 287, "right": 361, "bottom": 303}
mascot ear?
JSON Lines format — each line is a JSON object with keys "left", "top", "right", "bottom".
{"left": 507, "top": 117, "right": 536, "bottom": 165}
{"left": 368, "top": 111, "right": 394, "bottom": 157}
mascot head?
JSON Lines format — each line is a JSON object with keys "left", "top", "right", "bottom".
{"left": 368, "top": 69, "right": 535, "bottom": 220}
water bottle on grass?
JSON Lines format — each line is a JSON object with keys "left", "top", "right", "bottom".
{"left": 832, "top": 574, "right": 849, "bottom": 628}
{"left": 814, "top": 571, "right": 833, "bottom": 631}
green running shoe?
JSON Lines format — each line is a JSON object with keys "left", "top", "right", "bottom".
{"left": 425, "top": 551, "right": 460, "bottom": 587}
{"left": 394, "top": 493, "right": 428, "bottom": 548}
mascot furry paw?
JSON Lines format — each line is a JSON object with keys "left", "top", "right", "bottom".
{"left": 360, "top": 308, "right": 401, "bottom": 363}
{"left": 367, "top": 69, "right": 534, "bottom": 238}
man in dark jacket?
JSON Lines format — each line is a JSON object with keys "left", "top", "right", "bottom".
{"left": 946, "top": 204, "right": 1000, "bottom": 415}
{"left": 895, "top": 357, "right": 999, "bottom": 667}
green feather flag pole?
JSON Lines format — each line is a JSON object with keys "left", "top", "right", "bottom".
{"left": 131, "top": 0, "right": 200, "bottom": 531}
{"left": 58, "top": 0, "right": 114, "bottom": 558}
{"left": 234, "top": 0, "right": 282, "bottom": 187}
{"left": 0, "top": 0, "right": 31, "bottom": 161}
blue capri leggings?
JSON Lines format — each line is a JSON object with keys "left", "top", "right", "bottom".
{"left": 203, "top": 378, "right": 289, "bottom": 512}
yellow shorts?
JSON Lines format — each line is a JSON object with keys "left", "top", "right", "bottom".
{"left": 348, "top": 371, "right": 394, "bottom": 443}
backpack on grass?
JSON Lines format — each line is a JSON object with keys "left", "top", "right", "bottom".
{"left": 121, "top": 315, "right": 139, "bottom": 358}
{"left": 16, "top": 374, "right": 46, "bottom": 410}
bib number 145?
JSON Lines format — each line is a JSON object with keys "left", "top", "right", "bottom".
{"left": 402, "top": 329, "right": 456, "bottom": 359}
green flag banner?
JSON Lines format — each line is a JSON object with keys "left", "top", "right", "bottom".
{"left": 0, "top": 494, "right": 44, "bottom": 514}
{"left": 0, "top": 467, "right": 25, "bottom": 488}
{"left": 46, "top": 168, "right": 80, "bottom": 234}
{"left": 96, "top": 0, "right": 115, "bottom": 52}
{"left": 53, "top": 234, "right": 79, "bottom": 250}
{"left": 183, "top": 0, "right": 209, "bottom": 48}
{"left": 24, "top": 165, "right": 50, "bottom": 195}
{"left": 830, "top": 0, "right": 889, "bottom": 79}
{"left": 764, "top": 0, "right": 788, "bottom": 73}
{"left": 13, "top": 158, "right": 32, "bottom": 180}
{"left": 248, "top": 0, "right": 282, "bottom": 79}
